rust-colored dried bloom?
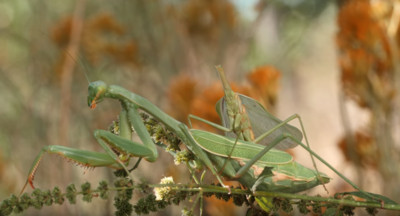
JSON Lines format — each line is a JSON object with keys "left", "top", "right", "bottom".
{"left": 190, "top": 82, "right": 225, "bottom": 130}
{"left": 181, "top": 0, "right": 236, "bottom": 43}
{"left": 82, "top": 13, "right": 127, "bottom": 65}
{"left": 50, "top": 16, "right": 77, "bottom": 82}
{"left": 51, "top": 16, "right": 73, "bottom": 48}
{"left": 337, "top": 0, "right": 394, "bottom": 109}
{"left": 338, "top": 131, "right": 378, "bottom": 169}
{"left": 104, "top": 40, "right": 140, "bottom": 67}
{"left": 168, "top": 74, "right": 198, "bottom": 123}
{"left": 87, "top": 13, "right": 125, "bottom": 35}
{"left": 51, "top": 13, "right": 140, "bottom": 70}
{"left": 247, "top": 66, "right": 281, "bottom": 110}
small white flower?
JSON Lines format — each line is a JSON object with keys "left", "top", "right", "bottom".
{"left": 160, "top": 176, "right": 174, "bottom": 184}
{"left": 154, "top": 176, "right": 175, "bottom": 200}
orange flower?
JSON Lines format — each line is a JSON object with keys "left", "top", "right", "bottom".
{"left": 104, "top": 40, "right": 140, "bottom": 67}
{"left": 338, "top": 130, "right": 378, "bottom": 169}
{"left": 167, "top": 74, "right": 198, "bottom": 123}
{"left": 247, "top": 66, "right": 281, "bottom": 110}
{"left": 337, "top": 0, "right": 394, "bottom": 109}
{"left": 87, "top": 13, "right": 124, "bottom": 35}
{"left": 190, "top": 82, "right": 224, "bottom": 130}
{"left": 181, "top": 0, "right": 236, "bottom": 43}
{"left": 51, "top": 16, "right": 73, "bottom": 48}
{"left": 51, "top": 13, "right": 140, "bottom": 68}
{"left": 82, "top": 13, "right": 130, "bottom": 65}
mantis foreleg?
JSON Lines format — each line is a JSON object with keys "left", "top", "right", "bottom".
{"left": 21, "top": 100, "right": 160, "bottom": 194}
{"left": 20, "top": 146, "right": 120, "bottom": 195}
{"left": 252, "top": 113, "right": 327, "bottom": 192}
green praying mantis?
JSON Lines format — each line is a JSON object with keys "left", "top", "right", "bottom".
{"left": 187, "top": 66, "right": 381, "bottom": 207}
{"left": 212, "top": 66, "right": 324, "bottom": 189}
{"left": 208, "top": 66, "right": 387, "bottom": 201}
{"left": 19, "top": 67, "right": 385, "bottom": 212}
{"left": 20, "top": 80, "right": 327, "bottom": 190}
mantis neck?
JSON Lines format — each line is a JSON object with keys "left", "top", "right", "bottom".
{"left": 105, "top": 84, "right": 185, "bottom": 135}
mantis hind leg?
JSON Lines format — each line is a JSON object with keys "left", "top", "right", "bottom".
{"left": 239, "top": 133, "right": 380, "bottom": 202}
{"left": 253, "top": 114, "right": 327, "bottom": 192}
{"left": 217, "top": 136, "right": 241, "bottom": 175}
{"left": 288, "top": 134, "right": 384, "bottom": 202}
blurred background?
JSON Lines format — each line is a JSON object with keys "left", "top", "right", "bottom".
{"left": 1, "top": 0, "right": 400, "bottom": 215}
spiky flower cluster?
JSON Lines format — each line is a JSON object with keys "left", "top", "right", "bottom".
{"left": 0, "top": 181, "right": 109, "bottom": 216}
{"left": 113, "top": 178, "right": 133, "bottom": 216}
{"left": 0, "top": 179, "right": 389, "bottom": 215}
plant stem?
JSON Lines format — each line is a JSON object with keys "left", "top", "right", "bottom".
{"left": 148, "top": 183, "right": 400, "bottom": 211}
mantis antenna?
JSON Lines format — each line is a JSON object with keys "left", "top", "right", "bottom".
{"left": 64, "top": 50, "right": 91, "bottom": 84}
{"left": 39, "top": 29, "right": 92, "bottom": 84}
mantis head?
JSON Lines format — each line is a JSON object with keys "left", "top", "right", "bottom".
{"left": 88, "top": 81, "right": 108, "bottom": 109}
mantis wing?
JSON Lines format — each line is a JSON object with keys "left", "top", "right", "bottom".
{"left": 216, "top": 94, "right": 302, "bottom": 150}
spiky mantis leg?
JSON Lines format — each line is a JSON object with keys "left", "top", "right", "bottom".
{"left": 227, "top": 132, "right": 381, "bottom": 202}
{"left": 20, "top": 104, "right": 158, "bottom": 195}
{"left": 189, "top": 112, "right": 386, "bottom": 203}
